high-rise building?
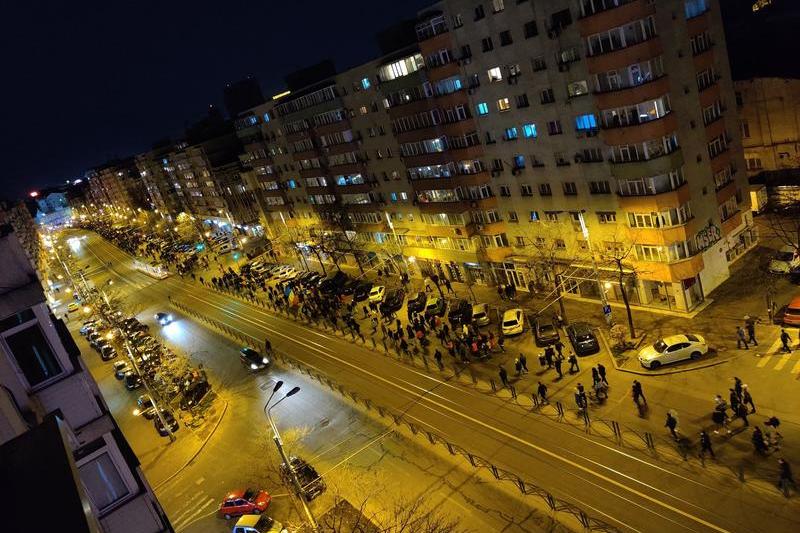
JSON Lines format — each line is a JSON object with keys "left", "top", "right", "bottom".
{"left": 0, "top": 225, "right": 171, "bottom": 532}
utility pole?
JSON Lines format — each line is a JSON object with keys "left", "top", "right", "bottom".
{"left": 578, "top": 211, "right": 612, "bottom": 325}
{"left": 122, "top": 333, "right": 175, "bottom": 442}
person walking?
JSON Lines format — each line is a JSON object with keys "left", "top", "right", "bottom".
{"left": 736, "top": 326, "right": 749, "bottom": 350}
{"left": 574, "top": 383, "right": 587, "bottom": 410}
{"left": 555, "top": 339, "right": 564, "bottom": 358}
{"left": 753, "top": 427, "right": 768, "bottom": 455}
{"left": 544, "top": 346, "right": 554, "bottom": 368}
{"left": 780, "top": 328, "right": 792, "bottom": 353}
{"left": 597, "top": 363, "right": 608, "bottom": 386}
{"left": 591, "top": 367, "right": 600, "bottom": 386}
{"left": 568, "top": 353, "right": 579, "bottom": 374}
{"left": 699, "top": 430, "right": 715, "bottom": 459}
{"left": 733, "top": 377, "right": 743, "bottom": 400}
{"left": 498, "top": 365, "right": 509, "bottom": 388}
{"left": 498, "top": 333, "right": 506, "bottom": 353}
{"left": 729, "top": 388, "right": 741, "bottom": 415}
{"left": 434, "top": 349, "right": 444, "bottom": 370}
{"left": 444, "top": 277, "right": 453, "bottom": 294}
{"left": 264, "top": 338, "right": 273, "bottom": 355}
{"left": 632, "top": 380, "right": 646, "bottom": 406}
{"left": 514, "top": 357, "right": 523, "bottom": 377}
{"left": 665, "top": 411, "right": 679, "bottom": 440}
{"left": 554, "top": 355, "right": 564, "bottom": 379}
{"left": 537, "top": 381, "right": 548, "bottom": 404}
{"left": 744, "top": 316, "right": 759, "bottom": 346}
{"left": 778, "top": 458, "right": 795, "bottom": 496}
{"left": 742, "top": 385, "right": 756, "bottom": 413}
{"left": 519, "top": 353, "right": 528, "bottom": 373}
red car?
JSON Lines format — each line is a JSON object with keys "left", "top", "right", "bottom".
{"left": 218, "top": 489, "right": 271, "bottom": 519}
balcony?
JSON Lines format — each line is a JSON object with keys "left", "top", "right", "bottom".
{"left": 610, "top": 148, "right": 684, "bottom": 181}
{"left": 715, "top": 179, "right": 737, "bottom": 205}
{"left": 593, "top": 76, "right": 669, "bottom": 110}
{"left": 721, "top": 210, "right": 743, "bottom": 236}
{"left": 410, "top": 172, "right": 490, "bottom": 192}
{"left": 634, "top": 253, "right": 704, "bottom": 283}
{"left": 686, "top": 9, "right": 710, "bottom": 34}
{"left": 579, "top": 0, "right": 653, "bottom": 36}
{"left": 426, "top": 61, "right": 460, "bottom": 83}
{"left": 601, "top": 113, "right": 678, "bottom": 145}
{"left": 586, "top": 37, "right": 663, "bottom": 74}
{"left": 628, "top": 216, "right": 700, "bottom": 246}
{"left": 617, "top": 179, "right": 690, "bottom": 211}
{"left": 326, "top": 162, "right": 364, "bottom": 175}
{"left": 479, "top": 246, "right": 514, "bottom": 263}
{"left": 334, "top": 181, "right": 375, "bottom": 194}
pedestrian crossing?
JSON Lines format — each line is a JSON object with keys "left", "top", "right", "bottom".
{"left": 753, "top": 337, "right": 800, "bottom": 375}
{"left": 163, "top": 484, "right": 218, "bottom": 532}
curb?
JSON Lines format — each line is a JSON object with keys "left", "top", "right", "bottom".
{"left": 152, "top": 397, "right": 229, "bottom": 493}
{"left": 597, "top": 329, "right": 731, "bottom": 376}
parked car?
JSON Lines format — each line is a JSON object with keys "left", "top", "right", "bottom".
{"left": 534, "top": 319, "right": 560, "bottom": 347}
{"left": 100, "top": 344, "right": 117, "bottom": 361}
{"left": 638, "top": 334, "right": 708, "bottom": 369}
{"left": 124, "top": 371, "right": 142, "bottom": 390}
{"left": 232, "top": 515, "right": 286, "bottom": 533}
{"left": 566, "top": 322, "right": 599, "bottom": 355}
{"left": 154, "top": 312, "right": 173, "bottom": 326}
{"left": 279, "top": 457, "right": 325, "bottom": 501}
{"left": 180, "top": 380, "right": 211, "bottom": 411}
{"left": 135, "top": 395, "right": 157, "bottom": 420}
{"left": 353, "top": 282, "right": 373, "bottom": 302}
{"left": 775, "top": 295, "right": 800, "bottom": 326}
{"left": 447, "top": 299, "right": 472, "bottom": 326}
{"left": 154, "top": 409, "right": 180, "bottom": 436}
{"left": 424, "top": 297, "right": 446, "bottom": 318}
{"left": 80, "top": 320, "right": 100, "bottom": 335}
{"left": 218, "top": 489, "right": 272, "bottom": 520}
{"left": 380, "top": 289, "right": 405, "bottom": 314}
{"left": 407, "top": 292, "right": 427, "bottom": 314}
{"left": 367, "top": 285, "right": 385, "bottom": 303}
{"left": 113, "top": 361, "right": 131, "bottom": 379}
{"left": 471, "top": 303, "right": 490, "bottom": 326}
{"left": 318, "top": 271, "right": 348, "bottom": 296}
{"left": 240, "top": 347, "right": 270, "bottom": 372}
{"left": 768, "top": 245, "right": 800, "bottom": 274}
{"left": 67, "top": 302, "right": 80, "bottom": 313}
{"left": 501, "top": 309, "right": 524, "bottom": 336}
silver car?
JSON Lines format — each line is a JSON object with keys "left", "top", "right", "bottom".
{"left": 471, "top": 303, "right": 490, "bottom": 326}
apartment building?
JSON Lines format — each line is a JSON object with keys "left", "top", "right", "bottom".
{"left": 735, "top": 77, "right": 800, "bottom": 175}
{"left": 0, "top": 225, "right": 171, "bottom": 532}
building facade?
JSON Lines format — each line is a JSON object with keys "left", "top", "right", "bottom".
{"left": 0, "top": 225, "right": 170, "bottom": 532}
{"left": 735, "top": 77, "right": 800, "bottom": 175}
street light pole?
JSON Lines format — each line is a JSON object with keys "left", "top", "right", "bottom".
{"left": 578, "top": 211, "right": 611, "bottom": 325}
{"left": 264, "top": 384, "right": 319, "bottom": 532}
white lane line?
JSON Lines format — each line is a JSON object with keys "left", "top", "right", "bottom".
{"left": 169, "top": 493, "right": 212, "bottom": 525}
{"left": 173, "top": 497, "right": 217, "bottom": 531}
{"left": 774, "top": 354, "right": 792, "bottom": 371}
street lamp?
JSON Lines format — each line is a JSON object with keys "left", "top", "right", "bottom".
{"left": 578, "top": 211, "right": 611, "bottom": 325}
{"left": 264, "top": 383, "right": 318, "bottom": 532}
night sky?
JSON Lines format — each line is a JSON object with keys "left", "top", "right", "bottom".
{"left": 0, "top": 0, "right": 794, "bottom": 200}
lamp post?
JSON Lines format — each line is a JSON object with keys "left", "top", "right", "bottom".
{"left": 578, "top": 211, "right": 611, "bottom": 325}
{"left": 263, "top": 382, "right": 319, "bottom": 532}
{"left": 122, "top": 333, "right": 176, "bottom": 442}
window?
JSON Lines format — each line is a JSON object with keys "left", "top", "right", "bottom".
{"left": 574, "top": 114, "right": 598, "bottom": 131}
{"left": 563, "top": 182, "right": 577, "bottom": 195}
{"left": 78, "top": 452, "right": 130, "bottom": 511}
{"left": 361, "top": 77, "right": 371, "bottom": 89}
{"left": 740, "top": 120, "right": 750, "bottom": 138}
{"left": 477, "top": 102, "right": 489, "bottom": 116}
{"left": 529, "top": 210, "right": 540, "bottom": 222}
{"left": 521, "top": 184, "right": 534, "bottom": 196}
{"left": 746, "top": 156, "right": 762, "bottom": 170}
{"left": 546, "top": 212, "right": 559, "bottom": 222}
{"left": 359, "top": 106, "right": 368, "bottom": 115}
{"left": 597, "top": 211, "right": 616, "bottom": 223}
{"left": 690, "top": 31, "right": 713, "bottom": 56}
{"left": 547, "top": 120, "right": 563, "bottom": 135}
{"left": 513, "top": 155, "right": 525, "bottom": 168}
{"left": 263, "top": 112, "right": 270, "bottom": 123}
{"left": 586, "top": 16, "right": 657, "bottom": 56}
{"left": 482, "top": 37, "right": 494, "bottom": 52}
{"left": 487, "top": 67, "right": 503, "bottom": 82}
{"left": 684, "top": 0, "right": 707, "bottom": 19}
{"left": 505, "top": 127, "right": 518, "bottom": 140}
{"left": 589, "top": 180, "right": 611, "bottom": 194}
{"left": 540, "top": 88, "right": 554, "bottom": 104}
{"left": 522, "top": 123, "right": 537, "bottom": 138}
{"left": 532, "top": 56, "right": 546, "bottom": 72}
{"left": 707, "top": 134, "right": 728, "bottom": 159}
{"left": 539, "top": 183, "right": 552, "bottom": 196}
{"left": 508, "top": 211, "right": 518, "bottom": 222}
{"left": 492, "top": 158, "right": 504, "bottom": 171}
{"left": 453, "top": 14, "right": 463, "bottom": 28}
{"left": 497, "top": 98, "right": 511, "bottom": 112}
{"left": 557, "top": 47, "right": 580, "bottom": 65}
{"left": 475, "top": 5, "right": 486, "bottom": 20}
{"left": 499, "top": 31, "right": 513, "bottom": 46}
{"left": 5, "top": 323, "right": 61, "bottom": 387}
{"left": 508, "top": 63, "right": 521, "bottom": 77}
{"left": 524, "top": 20, "right": 538, "bottom": 39}
{"left": 516, "top": 236, "right": 526, "bottom": 246}
{"left": 516, "top": 93, "right": 529, "bottom": 108}
{"left": 492, "top": 0, "right": 505, "bottom": 12}
{"left": 702, "top": 100, "right": 723, "bottom": 126}
{"left": 696, "top": 67, "right": 717, "bottom": 92}
{"left": 567, "top": 80, "right": 589, "bottom": 98}
{"left": 499, "top": 185, "right": 512, "bottom": 197}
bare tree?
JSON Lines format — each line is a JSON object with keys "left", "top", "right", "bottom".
{"left": 757, "top": 189, "right": 800, "bottom": 254}
{"left": 598, "top": 239, "right": 638, "bottom": 339}
{"left": 319, "top": 493, "right": 463, "bottom": 533}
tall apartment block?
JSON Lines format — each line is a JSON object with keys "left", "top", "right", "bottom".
{"left": 0, "top": 225, "right": 171, "bottom": 532}
{"left": 229, "top": 0, "right": 753, "bottom": 313}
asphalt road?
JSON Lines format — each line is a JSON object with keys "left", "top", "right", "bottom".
{"left": 67, "top": 230, "right": 800, "bottom": 533}
{"left": 65, "top": 230, "right": 565, "bottom": 533}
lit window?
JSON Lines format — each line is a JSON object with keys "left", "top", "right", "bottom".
{"left": 288, "top": 179, "right": 297, "bottom": 189}
{"left": 487, "top": 67, "right": 502, "bottom": 82}
{"left": 529, "top": 211, "right": 539, "bottom": 222}
{"left": 477, "top": 102, "right": 489, "bottom": 116}
{"left": 390, "top": 192, "right": 398, "bottom": 202}
{"left": 497, "top": 98, "right": 511, "bottom": 112}
{"left": 684, "top": 0, "right": 707, "bottom": 19}
{"left": 505, "top": 127, "right": 518, "bottom": 140}
{"left": 360, "top": 106, "right": 368, "bottom": 115}
{"left": 361, "top": 77, "right": 371, "bottom": 89}
{"left": 574, "top": 114, "right": 598, "bottom": 131}
{"left": 522, "top": 123, "right": 537, "bottom": 138}
{"left": 263, "top": 113, "right": 270, "bottom": 123}
{"left": 513, "top": 155, "right": 525, "bottom": 168}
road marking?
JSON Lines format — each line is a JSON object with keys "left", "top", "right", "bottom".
{"left": 177, "top": 290, "right": 735, "bottom": 533}
{"left": 194, "top": 477, "right": 205, "bottom": 485}
{"left": 756, "top": 355, "right": 772, "bottom": 368}
{"left": 791, "top": 359, "right": 800, "bottom": 375}
{"left": 173, "top": 497, "right": 216, "bottom": 531}
{"left": 169, "top": 493, "right": 212, "bottom": 524}
{"left": 774, "top": 354, "right": 792, "bottom": 371}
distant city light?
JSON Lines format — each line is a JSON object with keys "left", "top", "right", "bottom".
{"left": 272, "top": 90, "right": 291, "bottom": 100}
{"left": 29, "top": 191, "right": 39, "bottom": 197}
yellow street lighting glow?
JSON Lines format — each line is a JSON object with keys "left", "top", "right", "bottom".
{"left": 272, "top": 90, "right": 291, "bottom": 100}
{"left": 82, "top": 306, "right": 92, "bottom": 314}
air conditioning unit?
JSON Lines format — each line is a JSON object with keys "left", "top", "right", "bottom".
{"left": 452, "top": 227, "right": 463, "bottom": 236}
{"left": 512, "top": 168, "right": 521, "bottom": 175}
{"left": 574, "top": 153, "right": 584, "bottom": 163}
{"left": 476, "top": 223, "right": 485, "bottom": 231}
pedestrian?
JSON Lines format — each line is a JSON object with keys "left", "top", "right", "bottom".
{"left": 554, "top": 339, "right": 564, "bottom": 357}
{"left": 740, "top": 385, "right": 755, "bottom": 413}
{"left": 264, "top": 338, "right": 272, "bottom": 354}
{"left": 737, "top": 402, "right": 750, "bottom": 427}
{"left": 729, "top": 388, "right": 740, "bottom": 414}
{"left": 444, "top": 278, "right": 453, "bottom": 294}
{"left": 632, "top": 380, "right": 646, "bottom": 406}
{"left": 574, "top": 383, "right": 587, "bottom": 410}
{"left": 780, "top": 328, "right": 792, "bottom": 353}
{"left": 736, "top": 326, "right": 749, "bottom": 350}
{"left": 597, "top": 363, "right": 608, "bottom": 386}
{"left": 699, "top": 430, "right": 715, "bottom": 459}
{"left": 753, "top": 427, "right": 768, "bottom": 455}
{"left": 434, "top": 349, "right": 444, "bottom": 370}
{"left": 665, "top": 411, "right": 679, "bottom": 440}
{"left": 591, "top": 367, "right": 600, "bottom": 386}
{"left": 554, "top": 356, "right": 563, "bottom": 379}
{"left": 778, "top": 458, "right": 795, "bottom": 496}
{"left": 568, "top": 353, "right": 579, "bottom": 374}
{"left": 498, "top": 365, "right": 509, "bottom": 388}
{"left": 544, "top": 346, "right": 554, "bottom": 368}
{"left": 537, "top": 381, "right": 548, "bottom": 404}
{"left": 733, "top": 377, "right": 743, "bottom": 399}
{"left": 519, "top": 352, "right": 528, "bottom": 373}
{"left": 498, "top": 333, "right": 506, "bottom": 352}
{"left": 514, "top": 357, "right": 523, "bottom": 376}
{"left": 744, "top": 316, "right": 759, "bottom": 346}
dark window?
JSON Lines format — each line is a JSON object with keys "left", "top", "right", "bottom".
{"left": 516, "top": 93, "right": 529, "bottom": 108}
{"left": 475, "top": 5, "right": 486, "bottom": 20}
{"left": 524, "top": 20, "right": 538, "bottom": 38}
{"left": 499, "top": 31, "right": 513, "bottom": 46}
{"left": 540, "top": 88, "right": 555, "bottom": 104}
{"left": 551, "top": 9, "right": 572, "bottom": 29}
{"left": 6, "top": 324, "right": 61, "bottom": 386}
{"left": 461, "top": 44, "right": 472, "bottom": 59}
{"left": 481, "top": 37, "right": 494, "bottom": 52}
{"left": 0, "top": 309, "right": 36, "bottom": 333}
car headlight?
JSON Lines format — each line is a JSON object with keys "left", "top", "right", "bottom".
{"left": 262, "top": 357, "right": 269, "bottom": 364}
{"left": 167, "top": 315, "right": 172, "bottom": 321}
{"left": 250, "top": 363, "right": 258, "bottom": 370}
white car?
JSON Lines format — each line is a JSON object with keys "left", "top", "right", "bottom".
{"left": 368, "top": 285, "right": 386, "bottom": 303}
{"left": 216, "top": 243, "right": 233, "bottom": 254}
{"left": 472, "top": 303, "right": 490, "bottom": 326}
{"left": 768, "top": 245, "right": 799, "bottom": 274}
{"left": 638, "top": 334, "right": 708, "bottom": 369}
{"left": 501, "top": 309, "right": 524, "bottom": 336}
